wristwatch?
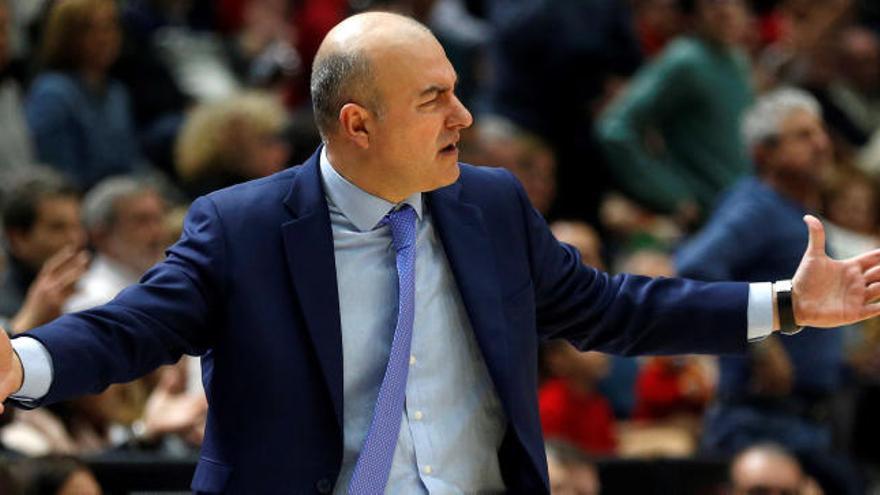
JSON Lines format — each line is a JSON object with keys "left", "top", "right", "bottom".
{"left": 774, "top": 280, "right": 803, "bottom": 336}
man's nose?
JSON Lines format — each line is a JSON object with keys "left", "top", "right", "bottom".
{"left": 448, "top": 94, "right": 473, "bottom": 130}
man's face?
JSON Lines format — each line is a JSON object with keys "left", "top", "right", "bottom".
{"left": 10, "top": 196, "right": 85, "bottom": 270}
{"left": 365, "top": 35, "right": 473, "bottom": 196}
{"left": 102, "top": 191, "right": 166, "bottom": 275}
{"left": 763, "top": 109, "right": 831, "bottom": 181}
{"left": 697, "top": 0, "right": 749, "bottom": 47}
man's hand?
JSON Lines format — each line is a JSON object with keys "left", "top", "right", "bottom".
{"left": 11, "top": 247, "right": 89, "bottom": 333}
{"left": 792, "top": 215, "right": 880, "bottom": 327}
{"left": 0, "top": 328, "right": 24, "bottom": 414}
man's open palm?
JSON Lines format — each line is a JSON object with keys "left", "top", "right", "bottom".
{"left": 0, "top": 330, "right": 22, "bottom": 414}
{"left": 793, "top": 215, "right": 880, "bottom": 327}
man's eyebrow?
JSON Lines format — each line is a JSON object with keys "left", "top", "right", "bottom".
{"left": 418, "top": 85, "right": 448, "bottom": 98}
{"left": 418, "top": 74, "right": 459, "bottom": 98}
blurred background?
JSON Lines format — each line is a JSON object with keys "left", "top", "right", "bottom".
{"left": 1, "top": 0, "right": 880, "bottom": 493}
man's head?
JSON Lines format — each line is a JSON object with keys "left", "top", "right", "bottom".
{"left": 82, "top": 177, "right": 166, "bottom": 275}
{"left": 311, "top": 12, "right": 473, "bottom": 202}
{"left": 550, "top": 221, "right": 603, "bottom": 270}
{"left": 680, "top": 0, "right": 750, "bottom": 47}
{"left": 837, "top": 26, "right": 880, "bottom": 93}
{"left": 40, "top": 0, "right": 121, "bottom": 74}
{"left": 2, "top": 170, "right": 85, "bottom": 272}
{"left": 730, "top": 443, "right": 813, "bottom": 495}
{"left": 743, "top": 87, "right": 831, "bottom": 184}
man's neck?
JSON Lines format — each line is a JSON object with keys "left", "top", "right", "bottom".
{"left": 325, "top": 145, "right": 409, "bottom": 203}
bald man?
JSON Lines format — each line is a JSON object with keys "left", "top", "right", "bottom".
{"left": 3, "top": 13, "right": 880, "bottom": 495}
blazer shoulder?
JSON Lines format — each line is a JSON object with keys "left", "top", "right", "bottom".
{"left": 203, "top": 167, "right": 300, "bottom": 213}
{"left": 457, "top": 163, "right": 523, "bottom": 202}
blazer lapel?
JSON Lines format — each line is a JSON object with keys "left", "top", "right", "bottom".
{"left": 428, "top": 182, "right": 513, "bottom": 409}
{"left": 281, "top": 149, "right": 343, "bottom": 430}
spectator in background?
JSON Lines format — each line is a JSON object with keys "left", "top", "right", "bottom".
{"left": 539, "top": 341, "right": 616, "bottom": 456}
{"left": 815, "top": 26, "right": 880, "bottom": 154}
{"left": 65, "top": 177, "right": 167, "bottom": 313}
{"left": 822, "top": 168, "right": 880, "bottom": 259}
{"left": 730, "top": 443, "right": 823, "bottom": 495}
{"left": 633, "top": 0, "right": 688, "bottom": 58}
{"left": 0, "top": 170, "right": 87, "bottom": 334}
{"left": 545, "top": 440, "right": 602, "bottom": 495}
{"left": 466, "top": 117, "right": 557, "bottom": 216}
{"left": 174, "top": 91, "right": 290, "bottom": 198}
{"left": 26, "top": 0, "right": 147, "bottom": 190}
{"left": 57, "top": 177, "right": 204, "bottom": 455}
{"left": 620, "top": 248, "right": 713, "bottom": 456}
{"left": 550, "top": 221, "right": 604, "bottom": 270}
{"left": 676, "top": 88, "right": 859, "bottom": 493}
{"left": 13, "top": 455, "right": 101, "bottom": 495}
{"left": 597, "top": 0, "right": 753, "bottom": 225}
{"left": 485, "top": 0, "right": 643, "bottom": 225}
{"left": 0, "top": 0, "right": 33, "bottom": 172}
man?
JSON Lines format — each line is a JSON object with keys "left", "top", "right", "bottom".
{"left": 730, "top": 443, "right": 822, "bottom": 495}
{"left": 676, "top": 87, "right": 863, "bottom": 493}
{"left": 65, "top": 176, "right": 166, "bottom": 312}
{"left": 0, "top": 169, "right": 88, "bottom": 333}
{"left": 1, "top": 13, "right": 880, "bottom": 494}
{"left": 597, "top": 0, "right": 753, "bottom": 222}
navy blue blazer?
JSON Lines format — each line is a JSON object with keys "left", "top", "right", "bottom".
{"left": 18, "top": 148, "right": 749, "bottom": 493}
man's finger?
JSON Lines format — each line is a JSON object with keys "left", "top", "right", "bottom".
{"left": 854, "top": 249, "right": 880, "bottom": 271}
{"left": 41, "top": 246, "right": 79, "bottom": 277}
{"left": 865, "top": 266, "right": 880, "bottom": 285}
{"left": 866, "top": 282, "right": 880, "bottom": 303}
{"left": 803, "top": 215, "right": 826, "bottom": 257}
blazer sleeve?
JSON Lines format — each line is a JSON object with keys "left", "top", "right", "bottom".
{"left": 15, "top": 196, "right": 227, "bottom": 407}
{"left": 508, "top": 175, "right": 749, "bottom": 356}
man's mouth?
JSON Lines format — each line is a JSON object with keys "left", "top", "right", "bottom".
{"left": 440, "top": 143, "right": 458, "bottom": 154}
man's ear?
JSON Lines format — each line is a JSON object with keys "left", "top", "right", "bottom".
{"left": 339, "top": 103, "right": 371, "bottom": 149}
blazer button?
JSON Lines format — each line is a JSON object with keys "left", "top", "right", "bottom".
{"left": 316, "top": 477, "right": 333, "bottom": 494}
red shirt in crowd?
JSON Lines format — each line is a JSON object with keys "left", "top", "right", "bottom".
{"left": 538, "top": 378, "right": 617, "bottom": 455}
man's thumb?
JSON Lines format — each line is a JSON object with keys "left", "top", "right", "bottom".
{"left": 804, "top": 215, "right": 826, "bottom": 256}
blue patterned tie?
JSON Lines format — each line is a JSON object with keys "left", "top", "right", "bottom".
{"left": 348, "top": 205, "right": 418, "bottom": 494}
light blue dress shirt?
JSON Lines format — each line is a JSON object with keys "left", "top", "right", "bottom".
{"left": 319, "top": 150, "right": 506, "bottom": 493}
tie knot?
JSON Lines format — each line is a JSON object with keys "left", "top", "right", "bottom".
{"left": 385, "top": 204, "right": 417, "bottom": 251}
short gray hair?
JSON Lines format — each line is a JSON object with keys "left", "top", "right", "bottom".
{"left": 82, "top": 176, "right": 156, "bottom": 231}
{"left": 310, "top": 50, "right": 377, "bottom": 139}
{"left": 742, "top": 87, "right": 822, "bottom": 151}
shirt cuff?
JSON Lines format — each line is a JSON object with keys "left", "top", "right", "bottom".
{"left": 747, "top": 282, "right": 774, "bottom": 342}
{"left": 9, "top": 336, "right": 53, "bottom": 401}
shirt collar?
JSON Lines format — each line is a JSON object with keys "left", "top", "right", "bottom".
{"left": 320, "top": 146, "right": 423, "bottom": 232}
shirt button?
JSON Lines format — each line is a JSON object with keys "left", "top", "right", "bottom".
{"left": 409, "top": 355, "right": 417, "bottom": 366}
{"left": 413, "top": 410, "right": 423, "bottom": 421}
{"left": 422, "top": 465, "right": 433, "bottom": 475}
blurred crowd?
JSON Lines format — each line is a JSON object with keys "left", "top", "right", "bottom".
{"left": 0, "top": 0, "right": 879, "bottom": 493}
